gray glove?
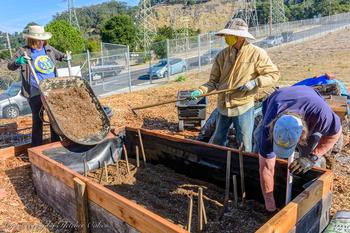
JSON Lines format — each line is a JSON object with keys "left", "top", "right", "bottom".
{"left": 289, "top": 154, "right": 317, "bottom": 175}
{"left": 238, "top": 80, "right": 257, "bottom": 91}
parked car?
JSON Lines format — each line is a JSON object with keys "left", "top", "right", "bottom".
{"left": 281, "top": 31, "right": 294, "bottom": 42}
{"left": 200, "top": 48, "right": 222, "bottom": 65}
{"left": 261, "top": 35, "right": 284, "bottom": 47}
{"left": 0, "top": 82, "right": 30, "bottom": 118}
{"left": 148, "top": 58, "right": 187, "bottom": 79}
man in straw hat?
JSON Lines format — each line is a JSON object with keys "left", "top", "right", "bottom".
{"left": 191, "top": 18, "right": 280, "bottom": 151}
{"left": 8, "top": 25, "right": 67, "bottom": 146}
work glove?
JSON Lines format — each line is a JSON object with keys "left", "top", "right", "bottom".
{"left": 238, "top": 80, "right": 257, "bottom": 92}
{"left": 190, "top": 89, "right": 203, "bottom": 100}
{"left": 15, "top": 56, "right": 28, "bottom": 65}
{"left": 289, "top": 154, "right": 317, "bottom": 175}
{"left": 64, "top": 51, "right": 72, "bottom": 61}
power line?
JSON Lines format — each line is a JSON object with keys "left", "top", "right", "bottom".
{"left": 269, "top": 0, "right": 286, "bottom": 34}
{"left": 67, "top": 0, "right": 80, "bottom": 30}
{"left": 229, "top": 0, "right": 259, "bottom": 28}
{"left": 136, "top": 0, "right": 158, "bottom": 50}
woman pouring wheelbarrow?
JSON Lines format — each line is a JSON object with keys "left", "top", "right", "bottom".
{"left": 8, "top": 25, "right": 69, "bottom": 147}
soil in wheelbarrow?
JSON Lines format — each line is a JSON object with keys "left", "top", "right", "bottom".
{"left": 87, "top": 159, "right": 272, "bottom": 233}
{"left": 46, "top": 86, "right": 104, "bottom": 140}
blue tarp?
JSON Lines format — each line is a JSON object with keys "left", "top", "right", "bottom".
{"left": 293, "top": 75, "right": 349, "bottom": 96}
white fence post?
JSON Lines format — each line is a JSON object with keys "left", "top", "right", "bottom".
{"left": 126, "top": 45, "right": 132, "bottom": 92}
{"left": 198, "top": 34, "right": 201, "bottom": 72}
{"left": 166, "top": 39, "right": 170, "bottom": 81}
{"left": 87, "top": 50, "right": 92, "bottom": 86}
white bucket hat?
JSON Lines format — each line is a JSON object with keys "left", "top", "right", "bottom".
{"left": 23, "top": 25, "right": 52, "bottom": 40}
{"left": 216, "top": 18, "right": 255, "bottom": 40}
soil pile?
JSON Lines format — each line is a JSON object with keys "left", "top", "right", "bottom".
{"left": 88, "top": 160, "right": 272, "bottom": 233}
{"left": 46, "top": 87, "right": 104, "bottom": 140}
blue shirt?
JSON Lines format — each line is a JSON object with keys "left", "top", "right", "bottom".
{"left": 259, "top": 86, "right": 341, "bottom": 158}
{"left": 30, "top": 47, "right": 55, "bottom": 92}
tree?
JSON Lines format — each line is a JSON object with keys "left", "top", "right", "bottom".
{"left": 45, "top": 20, "right": 86, "bottom": 54}
{"left": 101, "top": 15, "right": 138, "bottom": 50}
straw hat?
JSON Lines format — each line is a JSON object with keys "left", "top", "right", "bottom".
{"left": 23, "top": 25, "right": 52, "bottom": 40}
{"left": 216, "top": 18, "right": 255, "bottom": 40}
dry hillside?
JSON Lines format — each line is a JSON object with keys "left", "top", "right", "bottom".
{"left": 154, "top": 0, "right": 234, "bottom": 33}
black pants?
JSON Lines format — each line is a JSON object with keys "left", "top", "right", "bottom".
{"left": 28, "top": 95, "right": 60, "bottom": 147}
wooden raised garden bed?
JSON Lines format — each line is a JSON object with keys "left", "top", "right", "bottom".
{"left": 28, "top": 127, "right": 333, "bottom": 233}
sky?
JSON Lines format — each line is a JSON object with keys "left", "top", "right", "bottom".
{"left": 0, "top": 0, "right": 139, "bottom": 34}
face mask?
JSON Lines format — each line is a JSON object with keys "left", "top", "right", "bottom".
{"left": 225, "top": 35, "right": 237, "bottom": 46}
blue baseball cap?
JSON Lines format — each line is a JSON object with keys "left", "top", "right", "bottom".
{"left": 273, "top": 115, "right": 303, "bottom": 159}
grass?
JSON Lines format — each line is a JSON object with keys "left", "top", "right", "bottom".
{"left": 175, "top": 75, "right": 187, "bottom": 82}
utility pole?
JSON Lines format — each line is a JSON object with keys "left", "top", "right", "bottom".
{"left": 269, "top": 0, "right": 273, "bottom": 35}
{"left": 6, "top": 33, "right": 12, "bottom": 57}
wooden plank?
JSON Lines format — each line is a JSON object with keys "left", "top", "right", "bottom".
{"left": 31, "top": 164, "right": 77, "bottom": 223}
{"left": 0, "top": 138, "right": 50, "bottom": 161}
{"left": 0, "top": 146, "right": 15, "bottom": 160}
{"left": 0, "top": 122, "right": 17, "bottom": 134}
{"left": 257, "top": 171, "right": 333, "bottom": 233}
{"left": 33, "top": 163, "right": 139, "bottom": 233}
{"left": 29, "top": 143, "right": 188, "bottom": 233}
{"left": 89, "top": 202, "right": 139, "bottom": 233}
{"left": 73, "top": 177, "right": 89, "bottom": 233}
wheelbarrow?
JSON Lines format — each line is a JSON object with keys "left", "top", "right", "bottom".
{"left": 24, "top": 52, "right": 111, "bottom": 145}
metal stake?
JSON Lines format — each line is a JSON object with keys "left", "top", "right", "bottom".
{"left": 223, "top": 150, "right": 231, "bottom": 213}
{"left": 232, "top": 175, "right": 238, "bottom": 207}
{"left": 286, "top": 152, "right": 295, "bottom": 205}
{"left": 239, "top": 143, "right": 246, "bottom": 205}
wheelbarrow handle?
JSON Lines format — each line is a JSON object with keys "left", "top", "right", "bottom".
{"left": 23, "top": 51, "right": 41, "bottom": 87}
{"left": 131, "top": 87, "right": 238, "bottom": 113}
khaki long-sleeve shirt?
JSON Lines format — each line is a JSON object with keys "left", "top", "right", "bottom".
{"left": 199, "top": 41, "right": 280, "bottom": 115}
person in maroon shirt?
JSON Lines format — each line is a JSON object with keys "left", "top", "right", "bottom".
{"left": 254, "top": 86, "right": 342, "bottom": 212}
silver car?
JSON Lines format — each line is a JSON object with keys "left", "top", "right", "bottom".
{"left": 0, "top": 82, "right": 30, "bottom": 118}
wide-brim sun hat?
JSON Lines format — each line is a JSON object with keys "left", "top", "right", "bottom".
{"left": 215, "top": 18, "right": 255, "bottom": 40}
{"left": 273, "top": 114, "right": 303, "bottom": 159}
{"left": 23, "top": 25, "right": 52, "bottom": 40}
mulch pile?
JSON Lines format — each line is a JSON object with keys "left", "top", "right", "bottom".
{"left": 46, "top": 87, "right": 104, "bottom": 140}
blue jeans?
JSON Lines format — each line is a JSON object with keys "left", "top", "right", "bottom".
{"left": 209, "top": 107, "right": 254, "bottom": 152}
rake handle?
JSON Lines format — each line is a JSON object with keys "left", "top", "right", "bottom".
{"left": 131, "top": 87, "right": 237, "bottom": 112}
